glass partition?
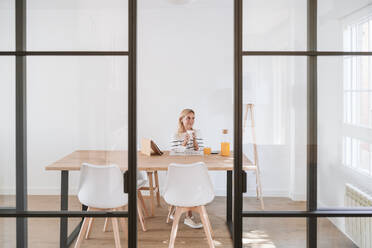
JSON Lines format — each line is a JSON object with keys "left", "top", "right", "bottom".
{"left": 242, "top": 0, "right": 307, "bottom": 51}
{"left": 243, "top": 218, "right": 306, "bottom": 247}
{"left": 242, "top": 56, "right": 307, "bottom": 211}
{"left": 0, "top": 57, "right": 16, "bottom": 207}
{"left": 318, "top": 218, "right": 361, "bottom": 247}
{"left": 27, "top": 56, "right": 128, "bottom": 210}
{"left": 27, "top": 0, "right": 128, "bottom": 51}
{"left": 138, "top": 0, "right": 234, "bottom": 246}
{"left": 318, "top": 0, "right": 372, "bottom": 52}
{"left": 318, "top": 56, "right": 372, "bottom": 209}
{"left": 0, "top": 0, "right": 15, "bottom": 51}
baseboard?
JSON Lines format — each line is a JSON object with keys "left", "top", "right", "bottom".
{"left": 289, "top": 193, "right": 306, "bottom": 201}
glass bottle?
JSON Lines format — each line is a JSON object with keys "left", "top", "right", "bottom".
{"left": 220, "top": 129, "right": 230, "bottom": 156}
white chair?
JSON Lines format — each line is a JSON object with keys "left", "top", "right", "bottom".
{"left": 74, "top": 163, "right": 127, "bottom": 248}
{"left": 163, "top": 162, "right": 215, "bottom": 248}
{"left": 103, "top": 170, "right": 149, "bottom": 232}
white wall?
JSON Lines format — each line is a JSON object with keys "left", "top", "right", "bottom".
{"left": 0, "top": 0, "right": 309, "bottom": 201}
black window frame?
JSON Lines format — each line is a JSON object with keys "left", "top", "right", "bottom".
{"left": 1, "top": 0, "right": 372, "bottom": 248}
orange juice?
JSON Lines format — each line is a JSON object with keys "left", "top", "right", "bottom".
{"left": 203, "top": 147, "right": 211, "bottom": 155}
{"left": 221, "top": 142, "right": 230, "bottom": 156}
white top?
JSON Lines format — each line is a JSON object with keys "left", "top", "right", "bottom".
{"left": 170, "top": 129, "right": 204, "bottom": 155}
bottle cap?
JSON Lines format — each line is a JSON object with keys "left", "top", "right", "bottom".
{"left": 222, "top": 129, "right": 228, "bottom": 134}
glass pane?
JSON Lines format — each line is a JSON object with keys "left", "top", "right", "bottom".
{"left": 318, "top": 57, "right": 372, "bottom": 209}
{"left": 0, "top": 0, "right": 15, "bottom": 51}
{"left": 319, "top": 1, "right": 372, "bottom": 51}
{"left": 242, "top": 56, "right": 307, "bottom": 211}
{"left": 17, "top": 217, "right": 128, "bottom": 247}
{"left": 138, "top": 1, "right": 234, "bottom": 246}
{"left": 27, "top": 56, "right": 128, "bottom": 211}
{"left": 0, "top": 57, "right": 15, "bottom": 207}
{"left": 318, "top": 217, "right": 367, "bottom": 247}
{"left": 243, "top": 218, "right": 306, "bottom": 247}
{"left": 0, "top": 218, "right": 16, "bottom": 247}
{"left": 27, "top": 0, "right": 128, "bottom": 51}
{"left": 137, "top": 0, "right": 234, "bottom": 247}
{"left": 138, "top": 202, "right": 233, "bottom": 247}
{"left": 242, "top": 0, "right": 307, "bottom": 51}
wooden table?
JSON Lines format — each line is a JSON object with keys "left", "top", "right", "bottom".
{"left": 45, "top": 150, "right": 253, "bottom": 248}
{"left": 46, "top": 150, "right": 252, "bottom": 171}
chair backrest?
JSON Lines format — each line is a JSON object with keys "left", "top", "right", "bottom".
{"left": 162, "top": 162, "right": 215, "bottom": 207}
{"left": 78, "top": 163, "right": 128, "bottom": 209}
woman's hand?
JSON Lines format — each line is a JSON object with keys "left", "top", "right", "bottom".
{"left": 182, "top": 133, "right": 190, "bottom": 146}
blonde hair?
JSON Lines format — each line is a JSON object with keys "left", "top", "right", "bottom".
{"left": 178, "top": 108, "right": 195, "bottom": 134}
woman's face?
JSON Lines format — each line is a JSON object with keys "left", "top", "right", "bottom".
{"left": 182, "top": 112, "right": 195, "bottom": 130}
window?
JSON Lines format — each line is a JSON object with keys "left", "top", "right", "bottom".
{"left": 343, "top": 136, "right": 372, "bottom": 175}
{"left": 343, "top": 11, "right": 372, "bottom": 175}
{"left": 343, "top": 15, "right": 372, "bottom": 127}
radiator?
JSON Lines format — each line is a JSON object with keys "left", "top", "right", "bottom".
{"left": 345, "top": 184, "right": 372, "bottom": 248}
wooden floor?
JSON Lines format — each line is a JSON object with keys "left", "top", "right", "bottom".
{"left": 0, "top": 195, "right": 356, "bottom": 248}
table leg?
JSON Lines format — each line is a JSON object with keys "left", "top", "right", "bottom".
{"left": 66, "top": 204, "right": 88, "bottom": 247}
{"left": 226, "top": 171, "right": 233, "bottom": 237}
{"left": 60, "top": 171, "right": 87, "bottom": 248}
{"left": 147, "top": 171, "right": 155, "bottom": 216}
{"left": 154, "top": 171, "right": 161, "bottom": 207}
{"left": 60, "top": 171, "right": 68, "bottom": 248}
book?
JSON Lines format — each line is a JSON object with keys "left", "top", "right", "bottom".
{"left": 141, "top": 138, "right": 163, "bottom": 156}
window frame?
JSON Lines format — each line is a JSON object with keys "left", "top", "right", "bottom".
{"left": 342, "top": 8, "right": 372, "bottom": 178}
{"left": 0, "top": 0, "right": 372, "bottom": 248}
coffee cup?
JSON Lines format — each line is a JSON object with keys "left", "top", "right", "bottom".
{"left": 186, "top": 130, "right": 194, "bottom": 136}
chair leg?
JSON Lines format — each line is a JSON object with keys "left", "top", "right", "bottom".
{"left": 197, "top": 206, "right": 215, "bottom": 248}
{"left": 168, "top": 207, "right": 184, "bottom": 248}
{"left": 74, "top": 211, "right": 91, "bottom": 248}
{"left": 85, "top": 217, "right": 94, "bottom": 239}
{"left": 103, "top": 217, "right": 109, "bottom": 232}
{"left": 111, "top": 218, "right": 122, "bottom": 248}
{"left": 147, "top": 171, "right": 155, "bottom": 216}
{"left": 154, "top": 170, "right": 161, "bottom": 207}
{"left": 138, "top": 190, "right": 149, "bottom": 217}
{"left": 166, "top": 205, "right": 174, "bottom": 224}
{"left": 200, "top": 206, "right": 214, "bottom": 238}
{"left": 137, "top": 202, "right": 147, "bottom": 231}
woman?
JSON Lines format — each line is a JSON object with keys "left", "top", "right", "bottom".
{"left": 169, "top": 108, "right": 204, "bottom": 229}
{"left": 170, "top": 108, "right": 204, "bottom": 153}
